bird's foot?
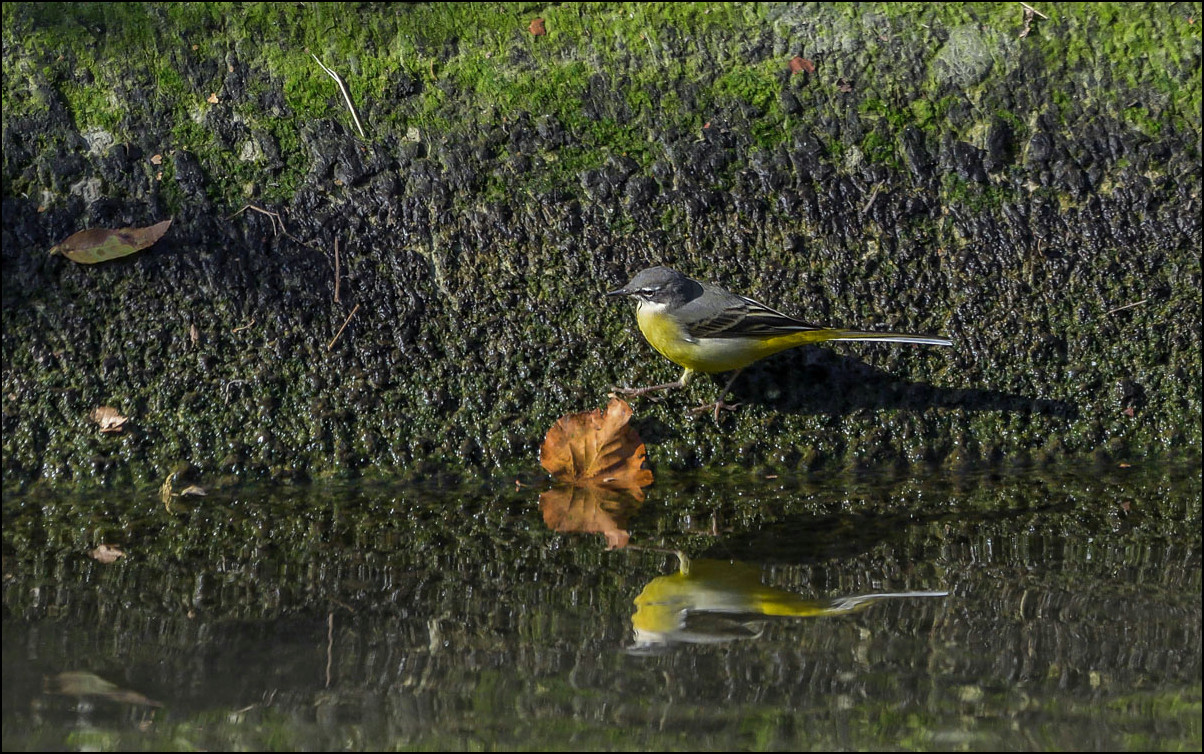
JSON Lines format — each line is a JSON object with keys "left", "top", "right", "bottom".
{"left": 690, "top": 400, "right": 743, "bottom": 421}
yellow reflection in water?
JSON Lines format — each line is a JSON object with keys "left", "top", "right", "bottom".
{"left": 631, "top": 553, "right": 947, "bottom": 650}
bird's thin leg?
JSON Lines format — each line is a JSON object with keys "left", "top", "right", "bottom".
{"left": 611, "top": 369, "right": 694, "bottom": 399}
{"left": 690, "top": 369, "right": 745, "bottom": 421}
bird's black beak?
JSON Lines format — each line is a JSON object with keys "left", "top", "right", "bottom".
{"left": 606, "top": 287, "right": 631, "bottom": 298}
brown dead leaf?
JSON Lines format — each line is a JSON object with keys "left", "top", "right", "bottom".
{"left": 207, "top": 92, "right": 219, "bottom": 103}
{"left": 150, "top": 153, "right": 163, "bottom": 165}
{"left": 529, "top": 17, "right": 546, "bottom": 36}
{"left": 178, "top": 485, "right": 207, "bottom": 497}
{"left": 48, "top": 219, "right": 172, "bottom": 264}
{"left": 789, "top": 56, "right": 815, "bottom": 74}
{"left": 89, "top": 544, "right": 125, "bottom": 564}
{"left": 90, "top": 406, "right": 129, "bottom": 433}
{"left": 540, "top": 397, "right": 652, "bottom": 492}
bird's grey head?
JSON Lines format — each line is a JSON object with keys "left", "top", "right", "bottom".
{"left": 607, "top": 266, "right": 702, "bottom": 307}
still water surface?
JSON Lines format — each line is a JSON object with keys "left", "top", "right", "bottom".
{"left": 2, "top": 464, "right": 1200, "bottom": 750}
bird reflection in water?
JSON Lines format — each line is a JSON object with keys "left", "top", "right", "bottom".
{"left": 630, "top": 552, "right": 947, "bottom": 652}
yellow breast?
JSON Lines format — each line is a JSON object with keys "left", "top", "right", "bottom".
{"left": 635, "top": 304, "right": 812, "bottom": 373}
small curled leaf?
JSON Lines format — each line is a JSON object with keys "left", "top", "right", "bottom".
{"left": 89, "top": 544, "right": 125, "bottom": 564}
{"left": 90, "top": 406, "right": 129, "bottom": 433}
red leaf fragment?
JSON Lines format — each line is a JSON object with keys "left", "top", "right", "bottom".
{"left": 789, "top": 56, "right": 815, "bottom": 74}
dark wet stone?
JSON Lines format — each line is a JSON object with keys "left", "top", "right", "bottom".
{"left": 1027, "top": 131, "right": 1054, "bottom": 164}
{"left": 507, "top": 114, "right": 539, "bottom": 155}
{"left": 943, "top": 139, "right": 988, "bottom": 183}
{"left": 624, "top": 175, "right": 657, "bottom": 207}
{"left": 390, "top": 68, "right": 423, "bottom": 98}
{"left": 1116, "top": 379, "right": 1147, "bottom": 410}
{"left": 779, "top": 88, "right": 802, "bottom": 115}
{"left": 172, "top": 150, "right": 207, "bottom": 199}
{"left": 607, "top": 155, "right": 638, "bottom": 180}
{"left": 985, "top": 117, "right": 1016, "bottom": 172}
{"left": 45, "top": 148, "right": 87, "bottom": 192}
{"left": 1053, "top": 160, "right": 1089, "bottom": 197}
{"left": 535, "top": 115, "right": 565, "bottom": 148}
{"left": 790, "top": 127, "right": 828, "bottom": 181}
{"left": 302, "top": 120, "right": 384, "bottom": 186}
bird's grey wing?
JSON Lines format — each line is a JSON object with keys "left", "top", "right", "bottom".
{"left": 681, "top": 288, "right": 821, "bottom": 339}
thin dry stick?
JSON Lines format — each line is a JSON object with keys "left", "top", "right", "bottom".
{"left": 326, "top": 612, "right": 334, "bottom": 689}
{"left": 230, "top": 205, "right": 283, "bottom": 236}
{"left": 860, "top": 181, "right": 883, "bottom": 215}
{"left": 334, "top": 237, "right": 341, "bottom": 304}
{"left": 312, "top": 53, "right": 366, "bottom": 138}
{"left": 1019, "top": 2, "right": 1048, "bottom": 19}
{"left": 231, "top": 318, "right": 256, "bottom": 333}
{"left": 228, "top": 205, "right": 304, "bottom": 245}
{"left": 327, "top": 303, "right": 361, "bottom": 350}
{"left": 1103, "top": 298, "right": 1148, "bottom": 316}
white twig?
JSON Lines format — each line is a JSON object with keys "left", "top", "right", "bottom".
{"left": 1019, "top": 2, "right": 1048, "bottom": 19}
{"left": 1103, "top": 298, "right": 1148, "bottom": 316}
{"left": 312, "top": 53, "right": 366, "bottom": 138}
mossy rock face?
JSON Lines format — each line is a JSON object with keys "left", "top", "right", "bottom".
{"left": 2, "top": 3, "right": 1200, "bottom": 489}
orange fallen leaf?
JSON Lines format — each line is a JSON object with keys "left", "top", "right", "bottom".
{"left": 48, "top": 219, "right": 172, "bottom": 264}
{"left": 529, "top": 17, "right": 546, "bottom": 36}
{"left": 207, "top": 92, "right": 219, "bottom": 103}
{"left": 90, "top": 406, "right": 129, "bottom": 433}
{"left": 540, "top": 397, "right": 652, "bottom": 491}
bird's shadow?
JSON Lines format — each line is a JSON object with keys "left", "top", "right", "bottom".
{"left": 690, "top": 345, "right": 1078, "bottom": 420}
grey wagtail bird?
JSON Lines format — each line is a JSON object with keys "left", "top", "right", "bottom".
{"left": 607, "top": 265, "right": 953, "bottom": 419}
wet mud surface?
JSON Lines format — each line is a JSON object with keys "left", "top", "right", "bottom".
{"left": 2, "top": 3, "right": 1200, "bottom": 486}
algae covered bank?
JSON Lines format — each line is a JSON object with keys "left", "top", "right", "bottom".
{"left": 2, "top": 3, "right": 1200, "bottom": 487}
